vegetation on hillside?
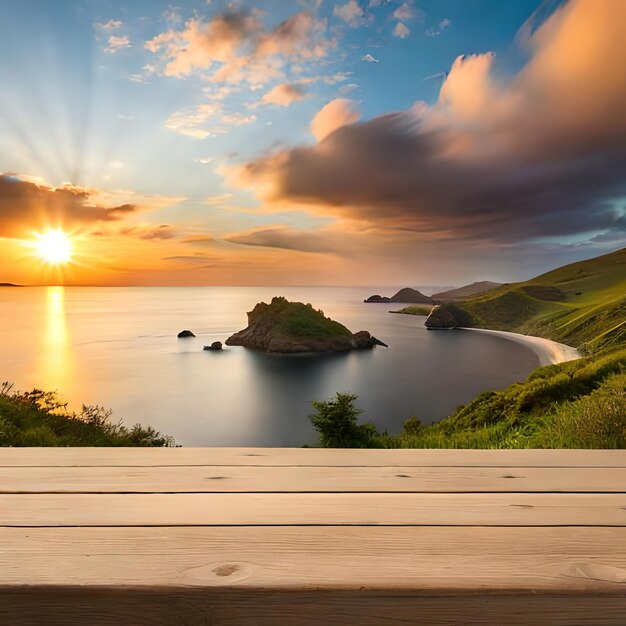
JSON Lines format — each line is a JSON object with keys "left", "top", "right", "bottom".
{"left": 310, "top": 248, "right": 626, "bottom": 449}
{"left": 391, "top": 305, "right": 433, "bottom": 317}
{"left": 398, "top": 248, "right": 626, "bottom": 353}
{"left": 309, "top": 347, "right": 625, "bottom": 449}
{"left": 249, "top": 296, "right": 352, "bottom": 338}
{"left": 0, "top": 383, "right": 174, "bottom": 447}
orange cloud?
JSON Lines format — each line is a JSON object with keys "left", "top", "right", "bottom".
{"left": 310, "top": 98, "right": 360, "bottom": 141}
{"left": 145, "top": 9, "right": 334, "bottom": 86}
{"left": 0, "top": 174, "right": 135, "bottom": 238}
{"left": 226, "top": 0, "right": 626, "bottom": 244}
{"left": 261, "top": 83, "right": 306, "bottom": 107}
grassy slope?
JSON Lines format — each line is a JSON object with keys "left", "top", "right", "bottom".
{"left": 378, "top": 350, "right": 625, "bottom": 449}
{"left": 446, "top": 247, "right": 626, "bottom": 352}
{"left": 359, "top": 248, "right": 626, "bottom": 449}
{"left": 0, "top": 383, "right": 174, "bottom": 447}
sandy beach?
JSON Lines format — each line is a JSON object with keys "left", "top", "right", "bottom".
{"left": 462, "top": 328, "right": 581, "bottom": 366}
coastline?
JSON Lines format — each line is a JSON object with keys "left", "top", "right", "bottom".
{"left": 461, "top": 327, "right": 581, "bottom": 366}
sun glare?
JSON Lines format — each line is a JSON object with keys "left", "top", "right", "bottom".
{"left": 33, "top": 230, "right": 73, "bottom": 265}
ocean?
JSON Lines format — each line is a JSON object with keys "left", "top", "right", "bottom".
{"left": 0, "top": 286, "right": 540, "bottom": 446}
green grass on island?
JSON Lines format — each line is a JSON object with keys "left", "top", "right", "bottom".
{"left": 250, "top": 296, "right": 353, "bottom": 338}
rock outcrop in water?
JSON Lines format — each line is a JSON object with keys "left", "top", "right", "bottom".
{"left": 226, "top": 296, "right": 388, "bottom": 353}
{"left": 177, "top": 330, "right": 195, "bottom": 338}
{"left": 425, "top": 306, "right": 459, "bottom": 330}
{"left": 364, "top": 294, "right": 391, "bottom": 303}
{"left": 204, "top": 341, "right": 223, "bottom": 351}
{"left": 365, "top": 288, "right": 433, "bottom": 304}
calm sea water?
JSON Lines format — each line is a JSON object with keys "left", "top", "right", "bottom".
{"left": 0, "top": 286, "right": 539, "bottom": 446}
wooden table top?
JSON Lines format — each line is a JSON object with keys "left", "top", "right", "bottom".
{"left": 1, "top": 448, "right": 625, "bottom": 625}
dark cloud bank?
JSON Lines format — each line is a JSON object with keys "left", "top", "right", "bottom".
{"left": 233, "top": 0, "right": 626, "bottom": 250}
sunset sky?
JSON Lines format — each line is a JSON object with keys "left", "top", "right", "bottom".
{"left": 0, "top": 0, "right": 624, "bottom": 286}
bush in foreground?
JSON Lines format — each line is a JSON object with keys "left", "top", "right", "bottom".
{"left": 309, "top": 392, "right": 379, "bottom": 448}
{"left": 0, "top": 383, "right": 174, "bottom": 447}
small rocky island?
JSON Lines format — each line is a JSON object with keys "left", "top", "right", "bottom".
{"left": 226, "top": 296, "right": 388, "bottom": 353}
{"left": 364, "top": 287, "right": 433, "bottom": 304}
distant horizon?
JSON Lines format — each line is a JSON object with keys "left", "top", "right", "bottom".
{"left": 3, "top": 243, "right": 623, "bottom": 289}
{"left": 1, "top": 0, "right": 624, "bottom": 286}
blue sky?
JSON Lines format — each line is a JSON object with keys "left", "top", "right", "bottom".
{"left": 0, "top": 0, "right": 539, "bottom": 193}
{"left": 0, "top": 0, "right": 623, "bottom": 285}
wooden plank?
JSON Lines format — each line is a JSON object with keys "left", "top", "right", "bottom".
{"left": 2, "top": 465, "right": 626, "bottom": 493}
{"left": 2, "top": 589, "right": 626, "bottom": 626}
{"left": 2, "top": 493, "right": 625, "bottom": 526}
{"left": 2, "top": 447, "right": 626, "bottom": 468}
{"left": 2, "top": 527, "right": 626, "bottom": 591}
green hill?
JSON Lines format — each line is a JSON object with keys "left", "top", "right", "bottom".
{"left": 315, "top": 248, "right": 626, "bottom": 449}
{"left": 419, "top": 247, "right": 626, "bottom": 353}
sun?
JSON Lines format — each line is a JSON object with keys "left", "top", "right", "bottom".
{"left": 33, "top": 230, "right": 73, "bottom": 265}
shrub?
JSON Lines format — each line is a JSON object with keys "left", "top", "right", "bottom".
{"left": 309, "top": 392, "right": 380, "bottom": 448}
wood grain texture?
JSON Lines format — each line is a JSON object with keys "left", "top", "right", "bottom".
{"left": 2, "top": 589, "right": 626, "bottom": 626}
{"left": 2, "top": 448, "right": 625, "bottom": 625}
{"left": 2, "top": 447, "right": 626, "bottom": 467}
{"left": 2, "top": 527, "right": 626, "bottom": 591}
{"left": 2, "top": 492, "right": 626, "bottom": 526}
{"left": 3, "top": 464, "right": 626, "bottom": 493}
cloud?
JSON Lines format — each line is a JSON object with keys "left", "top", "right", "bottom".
{"left": 204, "top": 193, "right": 233, "bottom": 205}
{"left": 333, "top": 0, "right": 371, "bottom": 28}
{"left": 221, "top": 112, "right": 257, "bottom": 125}
{"left": 392, "top": 1, "right": 421, "bottom": 38}
{"left": 164, "top": 103, "right": 225, "bottom": 138}
{"left": 226, "top": 225, "right": 345, "bottom": 254}
{"left": 182, "top": 235, "right": 215, "bottom": 245}
{"left": 226, "top": 0, "right": 626, "bottom": 246}
{"left": 128, "top": 73, "right": 149, "bottom": 83}
{"left": 393, "top": 2, "right": 424, "bottom": 22}
{"left": 361, "top": 53, "right": 379, "bottom": 62}
{"left": 162, "top": 7, "right": 182, "bottom": 24}
{"left": 145, "top": 9, "right": 334, "bottom": 86}
{"left": 98, "top": 19, "right": 123, "bottom": 30}
{"left": 163, "top": 254, "right": 218, "bottom": 266}
{"left": 0, "top": 174, "right": 136, "bottom": 238}
{"left": 393, "top": 22, "right": 410, "bottom": 38}
{"left": 104, "top": 35, "right": 131, "bottom": 54}
{"left": 260, "top": 83, "right": 306, "bottom": 106}
{"left": 338, "top": 83, "right": 360, "bottom": 95}
{"left": 310, "top": 98, "right": 361, "bottom": 141}
{"left": 425, "top": 18, "right": 451, "bottom": 36}
{"left": 116, "top": 224, "right": 179, "bottom": 240}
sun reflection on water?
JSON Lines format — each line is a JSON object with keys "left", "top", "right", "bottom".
{"left": 38, "top": 286, "right": 74, "bottom": 396}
